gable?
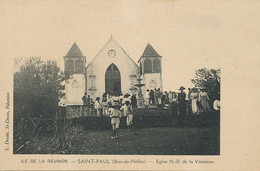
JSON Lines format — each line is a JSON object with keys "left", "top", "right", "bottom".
{"left": 86, "top": 37, "right": 138, "bottom": 69}
{"left": 138, "top": 43, "right": 162, "bottom": 62}
{"left": 142, "top": 43, "right": 161, "bottom": 57}
{"left": 65, "top": 42, "right": 85, "bottom": 58}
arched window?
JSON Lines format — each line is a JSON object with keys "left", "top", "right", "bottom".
{"left": 153, "top": 59, "right": 161, "bottom": 73}
{"left": 144, "top": 58, "right": 152, "bottom": 73}
{"left": 107, "top": 63, "right": 119, "bottom": 71}
{"left": 65, "top": 59, "right": 74, "bottom": 74}
{"left": 75, "top": 59, "right": 84, "bottom": 74}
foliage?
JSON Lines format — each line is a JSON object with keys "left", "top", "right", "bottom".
{"left": 191, "top": 68, "right": 221, "bottom": 102}
{"left": 14, "top": 57, "right": 69, "bottom": 152}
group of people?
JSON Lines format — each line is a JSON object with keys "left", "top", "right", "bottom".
{"left": 82, "top": 92, "right": 136, "bottom": 139}
{"left": 172, "top": 86, "right": 220, "bottom": 120}
{"left": 81, "top": 87, "right": 220, "bottom": 138}
{"left": 144, "top": 88, "right": 178, "bottom": 107}
{"left": 144, "top": 86, "right": 220, "bottom": 117}
{"left": 109, "top": 101, "right": 134, "bottom": 139}
{"left": 82, "top": 92, "right": 137, "bottom": 117}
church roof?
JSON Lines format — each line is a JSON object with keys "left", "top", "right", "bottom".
{"left": 65, "top": 42, "right": 85, "bottom": 58}
{"left": 138, "top": 43, "right": 161, "bottom": 62}
{"left": 141, "top": 43, "right": 161, "bottom": 57}
{"left": 86, "top": 36, "right": 138, "bottom": 69}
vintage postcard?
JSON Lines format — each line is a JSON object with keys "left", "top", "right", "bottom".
{"left": 0, "top": 0, "right": 259, "bottom": 170}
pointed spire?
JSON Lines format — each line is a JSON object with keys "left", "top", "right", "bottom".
{"left": 65, "top": 42, "right": 85, "bottom": 58}
{"left": 138, "top": 43, "right": 161, "bottom": 63}
{"left": 141, "top": 43, "right": 161, "bottom": 57}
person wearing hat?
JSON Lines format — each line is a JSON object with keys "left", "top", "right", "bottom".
{"left": 199, "top": 87, "right": 211, "bottom": 113}
{"left": 110, "top": 105, "right": 121, "bottom": 139}
{"left": 94, "top": 97, "right": 102, "bottom": 117}
{"left": 112, "top": 93, "right": 120, "bottom": 106}
{"left": 122, "top": 93, "right": 131, "bottom": 105}
{"left": 190, "top": 88, "right": 199, "bottom": 114}
{"left": 178, "top": 86, "right": 187, "bottom": 121}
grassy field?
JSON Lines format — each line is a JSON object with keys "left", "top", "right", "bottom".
{"left": 17, "top": 125, "right": 219, "bottom": 155}
{"left": 71, "top": 127, "right": 219, "bottom": 155}
{"left": 15, "top": 112, "right": 220, "bottom": 155}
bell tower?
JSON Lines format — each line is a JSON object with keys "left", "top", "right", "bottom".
{"left": 138, "top": 43, "right": 162, "bottom": 91}
{"left": 63, "top": 43, "right": 86, "bottom": 105}
{"left": 64, "top": 42, "right": 86, "bottom": 74}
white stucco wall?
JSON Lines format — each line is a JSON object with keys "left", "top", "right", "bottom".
{"left": 64, "top": 74, "right": 85, "bottom": 105}
{"left": 141, "top": 73, "right": 163, "bottom": 93}
{"left": 86, "top": 38, "right": 139, "bottom": 99}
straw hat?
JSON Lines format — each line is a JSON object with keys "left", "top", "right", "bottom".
{"left": 179, "top": 86, "right": 185, "bottom": 90}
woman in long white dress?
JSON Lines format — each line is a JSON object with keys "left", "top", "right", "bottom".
{"left": 190, "top": 88, "right": 199, "bottom": 114}
{"left": 199, "top": 88, "right": 211, "bottom": 112}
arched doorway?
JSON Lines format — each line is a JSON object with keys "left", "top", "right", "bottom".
{"left": 105, "top": 64, "right": 121, "bottom": 95}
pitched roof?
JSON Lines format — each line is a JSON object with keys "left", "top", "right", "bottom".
{"left": 138, "top": 43, "right": 161, "bottom": 62}
{"left": 65, "top": 42, "right": 85, "bottom": 58}
{"left": 141, "top": 43, "right": 161, "bottom": 57}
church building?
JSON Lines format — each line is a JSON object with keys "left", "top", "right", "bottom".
{"left": 63, "top": 36, "right": 163, "bottom": 109}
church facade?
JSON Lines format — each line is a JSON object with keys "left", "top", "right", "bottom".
{"left": 63, "top": 37, "right": 163, "bottom": 106}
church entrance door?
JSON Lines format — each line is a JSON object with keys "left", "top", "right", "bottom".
{"left": 105, "top": 64, "right": 121, "bottom": 95}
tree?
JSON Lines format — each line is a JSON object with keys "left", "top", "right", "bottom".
{"left": 14, "top": 57, "right": 69, "bottom": 151}
{"left": 191, "top": 68, "right": 221, "bottom": 103}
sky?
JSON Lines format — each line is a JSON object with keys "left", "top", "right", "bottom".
{"left": 1, "top": 0, "right": 257, "bottom": 91}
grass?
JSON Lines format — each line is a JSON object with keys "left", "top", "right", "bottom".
{"left": 70, "top": 127, "right": 219, "bottom": 155}
{"left": 17, "top": 125, "right": 219, "bottom": 155}
{"left": 14, "top": 112, "right": 220, "bottom": 155}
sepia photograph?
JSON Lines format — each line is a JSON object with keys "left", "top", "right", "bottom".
{"left": 13, "top": 38, "right": 220, "bottom": 155}
{"left": 12, "top": 1, "right": 220, "bottom": 155}
{"left": 0, "top": 0, "right": 259, "bottom": 170}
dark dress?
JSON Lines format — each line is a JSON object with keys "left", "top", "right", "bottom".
{"left": 161, "top": 94, "right": 166, "bottom": 105}
{"left": 178, "top": 92, "right": 186, "bottom": 119}
{"left": 149, "top": 90, "right": 155, "bottom": 104}
{"left": 131, "top": 94, "right": 137, "bottom": 108}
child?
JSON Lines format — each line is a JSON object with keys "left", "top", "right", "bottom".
{"left": 110, "top": 105, "right": 121, "bottom": 139}
{"left": 94, "top": 97, "right": 102, "bottom": 117}
{"left": 124, "top": 101, "right": 134, "bottom": 131}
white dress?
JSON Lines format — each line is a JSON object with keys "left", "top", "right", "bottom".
{"left": 190, "top": 92, "right": 199, "bottom": 114}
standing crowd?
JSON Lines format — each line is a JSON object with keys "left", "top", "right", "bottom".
{"left": 82, "top": 92, "right": 136, "bottom": 139}
{"left": 81, "top": 87, "right": 220, "bottom": 138}
{"left": 82, "top": 92, "right": 137, "bottom": 117}
{"left": 144, "top": 86, "right": 220, "bottom": 118}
